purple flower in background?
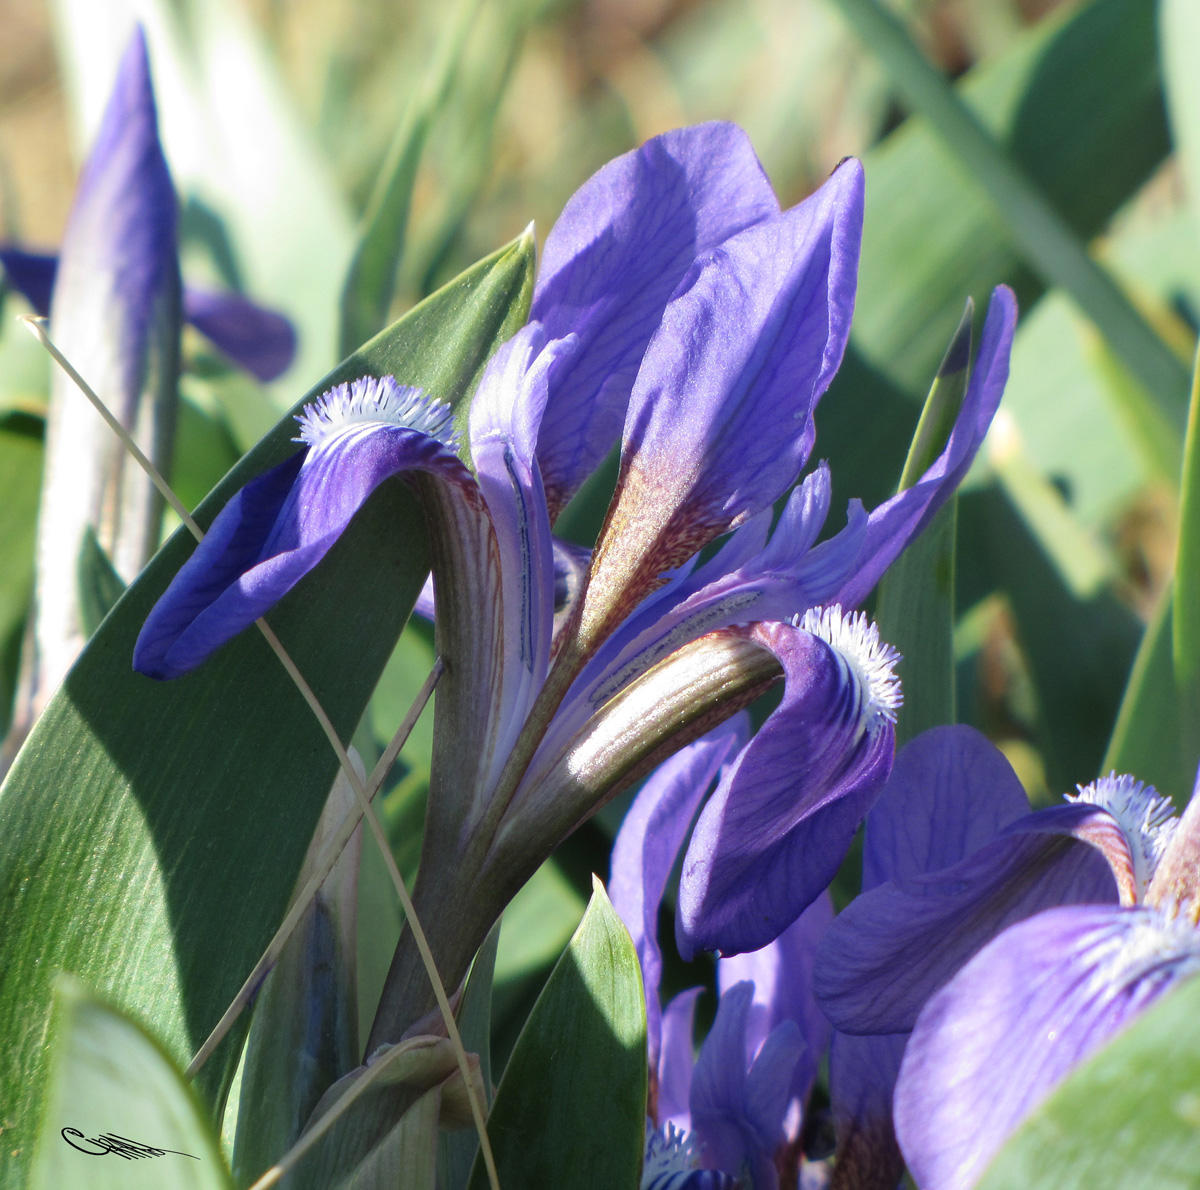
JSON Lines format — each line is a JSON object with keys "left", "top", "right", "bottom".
{"left": 1, "top": 244, "right": 296, "bottom": 385}
{"left": 131, "top": 122, "right": 1015, "bottom": 1041}
{"left": 610, "top": 724, "right": 832, "bottom": 1190}
{"left": 0, "top": 26, "right": 296, "bottom": 757}
{"left": 815, "top": 725, "right": 1197, "bottom": 1190}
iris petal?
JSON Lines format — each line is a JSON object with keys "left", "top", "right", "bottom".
{"left": 895, "top": 904, "right": 1200, "bottom": 1190}
{"left": 578, "top": 162, "right": 864, "bottom": 654}
{"left": 533, "top": 122, "right": 781, "bottom": 517}
{"left": 609, "top": 718, "right": 748, "bottom": 1064}
{"left": 815, "top": 827, "right": 1117, "bottom": 1035}
{"left": 676, "top": 618, "right": 894, "bottom": 958}
{"left": 834, "top": 285, "right": 1016, "bottom": 609}
{"left": 135, "top": 381, "right": 471, "bottom": 679}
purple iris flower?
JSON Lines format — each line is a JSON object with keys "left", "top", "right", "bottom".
{"left": 815, "top": 725, "right": 1198, "bottom": 1190}
{"left": 1, "top": 249, "right": 295, "bottom": 385}
{"left": 610, "top": 722, "right": 832, "bottom": 1190}
{"left": 1, "top": 27, "right": 295, "bottom": 748}
{"left": 0, "top": 32, "right": 294, "bottom": 389}
{"left": 132, "top": 123, "right": 1015, "bottom": 1037}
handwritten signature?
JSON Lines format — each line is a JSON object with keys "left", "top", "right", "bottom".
{"left": 61, "top": 1127, "right": 200, "bottom": 1160}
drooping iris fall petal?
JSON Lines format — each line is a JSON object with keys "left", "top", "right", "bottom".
{"left": 895, "top": 904, "right": 1200, "bottom": 1190}
{"left": 134, "top": 378, "right": 468, "bottom": 679}
{"left": 677, "top": 611, "right": 898, "bottom": 959}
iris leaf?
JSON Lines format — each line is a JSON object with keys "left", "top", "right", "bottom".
{"left": 338, "top": 0, "right": 482, "bottom": 356}
{"left": 468, "top": 878, "right": 646, "bottom": 1190}
{"left": 874, "top": 305, "right": 971, "bottom": 745}
{"left": 30, "top": 977, "right": 231, "bottom": 1190}
{"left": 976, "top": 973, "right": 1200, "bottom": 1190}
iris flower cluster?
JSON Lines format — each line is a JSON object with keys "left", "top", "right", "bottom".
{"left": 21, "top": 27, "right": 1112, "bottom": 1190}
{"left": 815, "top": 726, "right": 1200, "bottom": 1190}
{"left": 133, "top": 104, "right": 1015, "bottom": 1053}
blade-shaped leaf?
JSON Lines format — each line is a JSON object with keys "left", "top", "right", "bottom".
{"left": 820, "top": 0, "right": 1172, "bottom": 521}
{"left": 0, "top": 234, "right": 534, "bottom": 1188}
{"left": 976, "top": 972, "right": 1200, "bottom": 1190}
{"left": 468, "top": 877, "right": 647, "bottom": 1190}
{"left": 30, "top": 977, "right": 231, "bottom": 1190}
{"left": 0, "top": 411, "right": 42, "bottom": 736}
{"left": 874, "top": 305, "right": 968, "bottom": 746}
{"left": 829, "top": 0, "right": 1189, "bottom": 424}
{"left": 231, "top": 764, "right": 363, "bottom": 1188}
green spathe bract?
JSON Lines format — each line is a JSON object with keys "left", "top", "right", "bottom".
{"left": 0, "top": 233, "right": 534, "bottom": 1189}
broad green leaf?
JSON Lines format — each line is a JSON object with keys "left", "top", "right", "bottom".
{"left": 469, "top": 877, "right": 646, "bottom": 1190}
{"left": 874, "top": 305, "right": 971, "bottom": 745}
{"left": 821, "top": 0, "right": 1171, "bottom": 521}
{"left": 76, "top": 528, "right": 127, "bottom": 640}
{"left": 976, "top": 973, "right": 1200, "bottom": 1190}
{"left": 30, "top": 977, "right": 231, "bottom": 1190}
{"left": 1163, "top": 0, "right": 1200, "bottom": 245}
{"left": 1002, "top": 294, "right": 1165, "bottom": 526}
{"left": 0, "top": 411, "right": 42, "bottom": 735}
{"left": 960, "top": 485, "right": 1142, "bottom": 792}
{"left": 829, "top": 0, "right": 1189, "bottom": 424}
{"left": 339, "top": 0, "right": 482, "bottom": 355}
{"left": 1174, "top": 350, "right": 1200, "bottom": 685}
{"left": 285, "top": 1037, "right": 467, "bottom": 1190}
{"left": 492, "top": 857, "right": 587, "bottom": 1026}
{"left": 0, "top": 234, "right": 534, "bottom": 1189}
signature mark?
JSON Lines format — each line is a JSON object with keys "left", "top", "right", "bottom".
{"left": 61, "top": 1127, "right": 200, "bottom": 1160}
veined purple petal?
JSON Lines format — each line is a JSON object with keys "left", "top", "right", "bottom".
{"left": 690, "top": 982, "right": 802, "bottom": 1190}
{"left": 0, "top": 246, "right": 298, "bottom": 384}
{"left": 579, "top": 162, "right": 864, "bottom": 650}
{"left": 533, "top": 122, "right": 780, "bottom": 517}
{"left": 610, "top": 717, "right": 749, "bottom": 1065}
{"left": 828, "top": 1031, "right": 908, "bottom": 1190}
{"left": 717, "top": 892, "right": 833, "bottom": 1117}
{"left": 834, "top": 285, "right": 1016, "bottom": 610}
{"left": 183, "top": 287, "right": 297, "bottom": 382}
{"left": 895, "top": 904, "right": 1200, "bottom": 1190}
{"left": 0, "top": 247, "right": 57, "bottom": 315}
{"left": 821, "top": 726, "right": 1029, "bottom": 1185}
{"left": 676, "top": 614, "right": 895, "bottom": 959}
{"left": 862, "top": 725, "right": 1030, "bottom": 890}
{"left": 815, "top": 826, "right": 1117, "bottom": 1035}
{"left": 135, "top": 378, "right": 469, "bottom": 679}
